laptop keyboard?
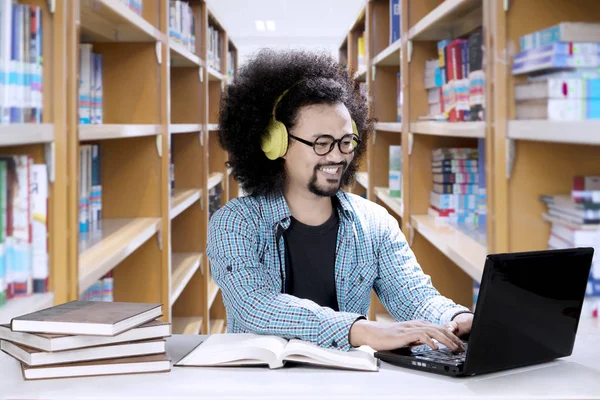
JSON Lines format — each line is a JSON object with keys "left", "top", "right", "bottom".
{"left": 415, "top": 342, "right": 468, "bottom": 364}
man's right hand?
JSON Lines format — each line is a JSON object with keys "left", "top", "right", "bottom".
{"left": 349, "top": 319, "right": 465, "bottom": 352}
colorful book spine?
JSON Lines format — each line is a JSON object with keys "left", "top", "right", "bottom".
{"left": 519, "top": 22, "right": 600, "bottom": 51}
{"left": 433, "top": 173, "right": 479, "bottom": 184}
{"left": 512, "top": 54, "right": 600, "bottom": 75}
{"left": 31, "top": 163, "right": 48, "bottom": 293}
{"left": 389, "top": 145, "right": 402, "bottom": 198}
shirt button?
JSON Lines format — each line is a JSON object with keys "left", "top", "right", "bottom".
{"left": 359, "top": 275, "right": 364, "bottom": 283}
{"left": 331, "top": 340, "right": 338, "bottom": 348}
{"left": 226, "top": 266, "right": 232, "bottom": 272}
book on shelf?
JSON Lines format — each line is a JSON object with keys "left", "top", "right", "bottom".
{"left": 80, "top": 270, "right": 113, "bottom": 302}
{"left": 78, "top": 44, "right": 103, "bottom": 125}
{"left": 515, "top": 78, "right": 600, "bottom": 101}
{"left": 519, "top": 22, "right": 600, "bottom": 51}
{"left": 389, "top": 0, "right": 401, "bottom": 45}
{"left": 389, "top": 145, "right": 402, "bottom": 198}
{"left": 0, "top": 319, "right": 170, "bottom": 352}
{"left": 169, "top": 1, "right": 197, "bottom": 54}
{"left": 9, "top": 301, "right": 163, "bottom": 336}
{"left": 119, "top": 0, "right": 143, "bottom": 16}
{"left": 0, "top": 2, "right": 44, "bottom": 124}
{"left": 515, "top": 98, "right": 600, "bottom": 120}
{"left": 79, "top": 144, "right": 102, "bottom": 234}
{"left": 174, "top": 333, "right": 378, "bottom": 372}
{"left": 208, "top": 24, "right": 222, "bottom": 71}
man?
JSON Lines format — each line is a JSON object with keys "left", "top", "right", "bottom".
{"left": 207, "top": 49, "right": 473, "bottom": 352}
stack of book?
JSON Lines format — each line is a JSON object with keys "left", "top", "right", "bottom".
{"left": 0, "top": 301, "right": 172, "bottom": 380}
{"left": 513, "top": 22, "right": 600, "bottom": 120}
{"left": 540, "top": 175, "right": 600, "bottom": 318}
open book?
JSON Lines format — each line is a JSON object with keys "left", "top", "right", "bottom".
{"left": 175, "top": 333, "right": 378, "bottom": 372}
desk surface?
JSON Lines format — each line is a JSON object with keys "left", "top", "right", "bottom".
{"left": 1, "top": 318, "right": 599, "bottom": 400}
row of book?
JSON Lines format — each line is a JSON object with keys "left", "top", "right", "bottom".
{"left": 79, "top": 144, "right": 102, "bottom": 234}
{"left": 169, "top": 1, "right": 197, "bottom": 54}
{"left": 512, "top": 22, "right": 600, "bottom": 120}
{"left": 207, "top": 24, "right": 223, "bottom": 71}
{"left": 540, "top": 175, "right": 600, "bottom": 318}
{"left": 226, "top": 49, "right": 236, "bottom": 81}
{"left": 389, "top": 0, "right": 401, "bottom": 45}
{"left": 0, "top": 2, "right": 44, "bottom": 125}
{"left": 423, "top": 27, "right": 485, "bottom": 122}
{"left": 0, "top": 301, "right": 171, "bottom": 380}
{"left": 388, "top": 145, "right": 402, "bottom": 199}
{"left": 428, "top": 144, "right": 487, "bottom": 243}
{"left": 357, "top": 31, "right": 366, "bottom": 71}
{"left": 79, "top": 271, "right": 113, "bottom": 302}
{"left": 0, "top": 157, "right": 48, "bottom": 307}
{"left": 78, "top": 44, "right": 103, "bottom": 125}
{"left": 119, "top": 0, "right": 143, "bottom": 16}
{"left": 208, "top": 183, "right": 223, "bottom": 221}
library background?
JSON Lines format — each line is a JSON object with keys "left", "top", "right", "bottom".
{"left": 0, "top": 0, "right": 599, "bottom": 337}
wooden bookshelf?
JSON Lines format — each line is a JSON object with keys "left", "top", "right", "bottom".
{"left": 208, "top": 172, "right": 224, "bottom": 190}
{"left": 372, "top": 39, "right": 401, "bottom": 67}
{"left": 408, "top": 0, "right": 482, "bottom": 41}
{"left": 170, "top": 253, "right": 203, "bottom": 306}
{"left": 0, "top": 124, "right": 54, "bottom": 146}
{"left": 410, "top": 121, "right": 485, "bottom": 138}
{"left": 374, "top": 187, "right": 403, "bottom": 217}
{"left": 172, "top": 316, "right": 204, "bottom": 335}
{"left": 170, "top": 42, "right": 202, "bottom": 67}
{"left": 508, "top": 121, "right": 600, "bottom": 146}
{"left": 170, "top": 124, "right": 203, "bottom": 135}
{"left": 375, "top": 122, "right": 402, "bottom": 133}
{"left": 79, "top": 124, "right": 162, "bottom": 141}
{"left": 171, "top": 189, "right": 201, "bottom": 220}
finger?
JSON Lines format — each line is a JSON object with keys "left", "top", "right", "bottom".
{"left": 415, "top": 332, "right": 438, "bottom": 351}
{"left": 439, "top": 325, "right": 465, "bottom": 351}
{"left": 425, "top": 328, "right": 463, "bottom": 352}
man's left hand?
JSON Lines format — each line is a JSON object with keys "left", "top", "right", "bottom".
{"left": 445, "top": 313, "right": 473, "bottom": 338}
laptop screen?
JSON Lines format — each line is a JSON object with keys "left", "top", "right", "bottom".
{"left": 464, "top": 248, "right": 594, "bottom": 375}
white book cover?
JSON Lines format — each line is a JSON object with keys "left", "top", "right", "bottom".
{"left": 79, "top": 44, "right": 92, "bottom": 124}
{"left": 30, "top": 164, "right": 48, "bottom": 292}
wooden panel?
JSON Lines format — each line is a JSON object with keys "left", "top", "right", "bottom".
{"left": 409, "top": 0, "right": 482, "bottom": 40}
{"left": 407, "top": 0, "right": 440, "bottom": 30}
{"left": 172, "top": 268, "right": 205, "bottom": 317}
{"left": 508, "top": 141, "right": 600, "bottom": 253}
{"left": 91, "top": 43, "right": 160, "bottom": 123}
{"left": 371, "top": 0, "right": 391, "bottom": 57}
{"left": 372, "top": 66, "right": 399, "bottom": 123}
{"left": 141, "top": 0, "right": 159, "bottom": 28}
{"left": 208, "top": 81, "right": 222, "bottom": 125}
{"left": 173, "top": 133, "right": 204, "bottom": 189}
{"left": 172, "top": 316, "right": 203, "bottom": 335}
{"left": 170, "top": 67, "right": 204, "bottom": 124}
{"left": 408, "top": 41, "right": 437, "bottom": 123}
{"left": 371, "top": 131, "right": 401, "bottom": 189}
{"left": 172, "top": 202, "right": 204, "bottom": 254}
{"left": 208, "top": 132, "right": 227, "bottom": 175}
{"left": 101, "top": 136, "right": 161, "bottom": 218}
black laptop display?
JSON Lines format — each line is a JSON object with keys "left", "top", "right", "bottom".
{"left": 374, "top": 247, "right": 594, "bottom": 377}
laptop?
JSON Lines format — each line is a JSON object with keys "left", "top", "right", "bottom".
{"left": 374, "top": 247, "right": 594, "bottom": 377}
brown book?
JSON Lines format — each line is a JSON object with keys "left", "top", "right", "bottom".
{"left": 10, "top": 301, "right": 163, "bottom": 336}
{"left": 0, "top": 320, "right": 170, "bottom": 352}
{"left": 21, "top": 353, "right": 171, "bottom": 380}
{"left": 2, "top": 338, "right": 167, "bottom": 366}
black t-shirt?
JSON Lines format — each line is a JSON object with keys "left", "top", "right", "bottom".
{"left": 283, "top": 208, "right": 340, "bottom": 311}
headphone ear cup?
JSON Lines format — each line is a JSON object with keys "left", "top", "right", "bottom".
{"left": 262, "top": 120, "right": 288, "bottom": 160}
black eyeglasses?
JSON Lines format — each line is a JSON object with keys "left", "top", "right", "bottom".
{"left": 289, "top": 133, "right": 361, "bottom": 156}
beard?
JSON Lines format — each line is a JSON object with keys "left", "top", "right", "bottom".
{"left": 308, "top": 160, "right": 356, "bottom": 197}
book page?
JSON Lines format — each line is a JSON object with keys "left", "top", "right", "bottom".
{"left": 175, "top": 333, "right": 288, "bottom": 369}
{"left": 281, "top": 340, "right": 378, "bottom": 371}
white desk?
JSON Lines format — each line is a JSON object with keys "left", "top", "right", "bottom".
{"left": 1, "top": 319, "right": 599, "bottom": 400}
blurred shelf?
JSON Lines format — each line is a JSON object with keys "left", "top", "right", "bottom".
{"left": 210, "top": 319, "right": 225, "bottom": 334}
{"left": 375, "top": 122, "right": 402, "bottom": 133}
{"left": 171, "top": 189, "right": 201, "bottom": 220}
{"left": 80, "top": 0, "right": 165, "bottom": 43}
{"left": 170, "top": 124, "right": 203, "bottom": 135}
{"left": 0, "top": 293, "right": 54, "bottom": 323}
{"left": 170, "top": 253, "right": 203, "bottom": 306}
{"left": 208, "top": 67, "right": 225, "bottom": 81}
{"left": 207, "top": 124, "right": 219, "bottom": 131}
{"left": 169, "top": 41, "right": 202, "bottom": 67}
{"left": 411, "top": 215, "right": 487, "bottom": 282}
{"left": 356, "top": 172, "right": 369, "bottom": 189}
{"left": 0, "top": 123, "right": 54, "bottom": 146}
{"left": 79, "top": 124, "right": 162, "bottom": 141}
{"left": 508, "top": 120, "right": 600, "bottom": 146}
{"left": 78, "top": 218, "right": 161, "bottom": 295}
{"left": 410, "top": 121, "right": 485, "bottom": 138}
{"left": 207, "top": 279, "right": 219, "bottom": 310}
{"left": 353, "top": 66, "right": 367, "bottom": 82}
{"left": 374, "top": 187, "right": 403, "bottom": 217}
{"left": 208, "top": 172, "right": 224, "bottom": 190}
{"left": 172, "top": 316, "right": 203, "bottom": 335}
{"left": 372, "top": 40, "right": 402, "bottom": 66}
{"left": 409, "top": 0, "right": 482, "bottom": 41}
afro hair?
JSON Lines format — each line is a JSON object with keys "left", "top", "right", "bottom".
{"left": 217, "top": 48, "right": 374, "bottom": 197}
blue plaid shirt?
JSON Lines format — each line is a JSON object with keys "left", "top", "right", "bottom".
{"left": 206, "top": 190, "right": 470, "bottom": 351}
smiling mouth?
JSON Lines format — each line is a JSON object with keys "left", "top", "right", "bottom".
{"left": 319, "top": 166, "right": 341, "bottom": 175}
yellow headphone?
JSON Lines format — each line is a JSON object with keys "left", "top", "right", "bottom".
{"left": 261, "top": 82, "right": 359, "bottom": 160}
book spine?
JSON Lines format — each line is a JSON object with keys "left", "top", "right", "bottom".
{"left": 31, "top": 163, "right": 48, "bottom": 293}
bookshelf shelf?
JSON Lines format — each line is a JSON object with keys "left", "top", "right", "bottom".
{"left": 508, "top": 120, "right": 600, "bottom": 146}
{"left": 170, "top": 253, "right": 203, "bottom": 306}
{"left": 0, "top": 293, "right": 55, "bottom": 324}
{"left": 207, "top": 124, "right": 219, "bottom": 131}
{"left": 208, "top": 278, "right": 219, "bottom": 310}
{"left": 171, "top": 189, "right": 201, "bottom": 220}
{"left": 375, "top": 122, "right": 402, "bottom": 133}
{"left": 355, "top": 171, "right": 369, "bottom": 189}
{"left": 169, "top": 41, "right": 202, "bottom": 67}
{"left": 208, "top": 67, "right": 225, "bottom": 81}
{"left": 353, "top": 66, "right": 367, "bottom": 82}
{"left": 411, "top": 215, "right": 486, "bottom": 282}
{"left": 170, "top": 124, "right": 203, "bottom": 135}
{"left": 372, "top": 39, "right": 402, "bottom": 67}
{"left": 410, "top": 121, "right": 485, "bottom": 138}
{"left": 210, "top": 319, "right": 225, "bottom": 334}
{"left": 79, "top": 124, "right": 162, "bottom": 141}
{"left": 408, "top": 0, "right": 482, "bottom": 41}
{"left": 78, "top": 218, "right": 161, "bottom": 295}
{"left": 208, "top": 172, "right": 224, "bottom": 190}
{"left": 0, "top": 124, "right": 54, "bottom": 146}
{"left": 80, "top": 0, "right": 165, "bottom": 43}
{"left": 374, "top": 187, "right": 403, "bottom": 217}
{"left": 172, "top": 316, "right": 204, "bottom": 335}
